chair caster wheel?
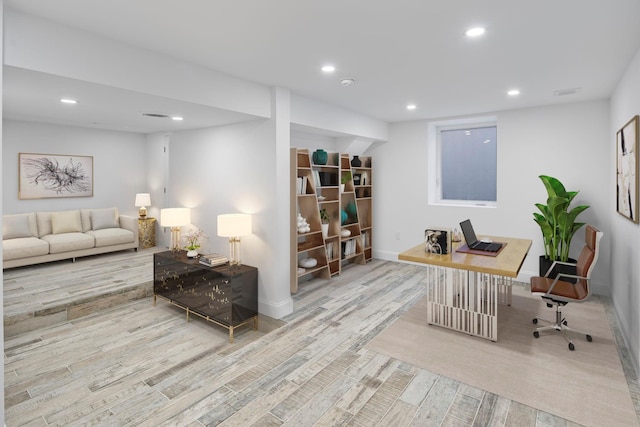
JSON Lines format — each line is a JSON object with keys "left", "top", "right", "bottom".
{"left": 532, "top": 318, "right": 538, "bottom": 324}
{"left": 533, "top": 331, "right": 539, "bottom": 338}
{"left": 586, "top": 335, "right": 592, "bottom": 342}
{"left": 569, "top": 342, "right": 575, "bottom": 351}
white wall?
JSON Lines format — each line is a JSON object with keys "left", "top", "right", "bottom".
{"left": 610, "top": 46, "right": 640, "bottom": 376}
{"left": 164, "top": 116, "right": 293, "bottom": 318}
{"left": 372, "top": 100, "right": 611, "bottom": 290}
{"left": 3, "top": 120, "right": 147, "bottom": 216}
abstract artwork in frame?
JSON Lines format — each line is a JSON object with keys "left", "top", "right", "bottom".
{"left": 616, "top": 115, "right": 639, "bottom": 223}
{"left": 19, "top": 153, "right": 94, "bottom": 200}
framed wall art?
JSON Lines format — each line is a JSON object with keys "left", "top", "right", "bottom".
{"left": 19, "top": 152, "right": 94, "bottom": 200}
{"left": 616, "top": 115, "right": 639, "bottom": 223}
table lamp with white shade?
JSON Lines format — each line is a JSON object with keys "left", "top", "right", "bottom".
{"left": 217, "top": 213, "right": 252, "bottom": 266}
{"left": 135, "top": 193, "right": 151, "bottom": 219}
{"left": 160, "top": 208, "right": 191, "bottom": 252}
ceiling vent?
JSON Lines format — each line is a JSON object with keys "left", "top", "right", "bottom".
{"left": 554, "top": 88, "right": 580, "bottom": 97}
{"left": 142, "top": 113, "right": 170, "bottom": 118}
{"left": 340, "top": 78, "right": 356, "bottom": 87}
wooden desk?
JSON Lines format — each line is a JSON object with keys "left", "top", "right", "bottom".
{"left": 399, "top": 236, "right": 532, "bottom": 341}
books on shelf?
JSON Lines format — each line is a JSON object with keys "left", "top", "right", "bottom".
{"left": 341, "top": 239, "right": 357, "bottom": 258}
{"left": 313, "top": 169, "right": 321, "bottom": 187}
{"left": 296, "top": 176, "right": 309, "bottom": 195}
{"left": 424, "top": 228, "right": 451, "bottom": 255}
{"left": 199, "top": 253, "right": 229, "bottom": 267}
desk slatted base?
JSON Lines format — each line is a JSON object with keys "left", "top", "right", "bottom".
{"left": 425, "top": 265, "right": 512, "bottom": 341}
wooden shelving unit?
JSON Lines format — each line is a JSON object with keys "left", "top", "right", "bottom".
{"left": 353, "top": 156, "right": 373, "bottom": 261}
{"left": 290, "top": 148, "right": 372, "bottom": 293}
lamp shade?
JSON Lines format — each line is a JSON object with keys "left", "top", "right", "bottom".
{"left": 217, "top": 214, "right": 252, "bottom": 237}
{"left": 135, "top": 193, "right": 151, "bottom": 207}
{"left": 160, "top": 208, "right": 191, "bottom": 227}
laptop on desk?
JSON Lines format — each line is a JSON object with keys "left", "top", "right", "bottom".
{"left": 459, "top": 219, "right": 504, "bottom": 253}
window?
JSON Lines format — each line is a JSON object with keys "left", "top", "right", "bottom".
{"left": 428, "top": 116, "right": 497, "bottom": 207}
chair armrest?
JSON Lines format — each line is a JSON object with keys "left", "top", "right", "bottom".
{"left": 545, "top": 273, "right": 587, "bottom": 297}
{"left": 543, "top": 260, "right": 577, "bottom": 277}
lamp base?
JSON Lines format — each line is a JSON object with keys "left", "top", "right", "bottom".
{"left": 228, "top": 237, "right": 242, "bottom": 266}
{"left": 170, "top": 227, "right": 181, "bottom": 253}
{"left": 138, "top": 207, "right": 148, "bottom": 219}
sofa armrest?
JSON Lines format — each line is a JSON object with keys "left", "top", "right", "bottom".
{"left": 119, "top": 215, "right": 139, "bottom": 246}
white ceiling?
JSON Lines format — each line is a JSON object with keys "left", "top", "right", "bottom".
{"left": 4, "top": 0, "right": 640, "bottom": 134}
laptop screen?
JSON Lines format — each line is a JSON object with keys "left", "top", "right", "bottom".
{"left": 459, "top": 219, "right": 478, "bottom": 246}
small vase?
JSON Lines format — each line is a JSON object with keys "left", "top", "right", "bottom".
{"left": 187, "top": 249, "right": 198, "bottom": 258}
{"left": 351, "top": 155, "right": 362, "bottom": 167}
{"left": 312, "top": 149, "right": 328, "bottom": 165}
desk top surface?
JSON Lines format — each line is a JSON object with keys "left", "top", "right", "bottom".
{"left": 398, "top": 235, "right": 532, "bottom": 278}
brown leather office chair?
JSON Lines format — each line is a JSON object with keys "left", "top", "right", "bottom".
{"left": 530, "top": 225, "right": 603, "bottom": 350}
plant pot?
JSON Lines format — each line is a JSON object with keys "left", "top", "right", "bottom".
{"left": 321, "top": 223, "right": 329, "bottom": 239}
{"left": 539, "top": 255, "right": 577, "bottom": 283}
{"left": 187, "top": 249, "right": 199, "bottom": 258}
{"left": 340, "top": 184, "right": 345, "bottom": 193}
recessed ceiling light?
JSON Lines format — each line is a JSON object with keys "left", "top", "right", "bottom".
{"left": 406, "top": 104, "right": 417, "bottom": 111}
{"left": 172, "top": 116, "right": 184, "bottom": 121}
{"left": 60, "top": 98, "right": 77, "bottom": 104}
{"left": 507, "top": 89, "right": 520, "bottom": 96}
{"left": 321, "top": 65, "right": 336, "bottom": 73}
{"left": 465, "top": 27, "right": 486, "bottom": 37}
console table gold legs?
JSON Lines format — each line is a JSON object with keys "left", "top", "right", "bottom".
{"left": 154, "top": 294, "right": 258, "bottom": 343}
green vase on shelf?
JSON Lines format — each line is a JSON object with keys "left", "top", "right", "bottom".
{"left": 312, "top": 149, "right": 328, "bottom": 165}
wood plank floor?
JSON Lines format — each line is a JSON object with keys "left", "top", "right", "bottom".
{"left": 3, "top": 253, "right": 639, "bottom": 426}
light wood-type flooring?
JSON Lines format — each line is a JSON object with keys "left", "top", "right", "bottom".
{"left": 3, "top": 250, "right": 639, "bottom": 426}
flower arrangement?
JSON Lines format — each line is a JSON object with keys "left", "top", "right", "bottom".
{"left": 182, "top": 228, "right": 207, "bottom": 251}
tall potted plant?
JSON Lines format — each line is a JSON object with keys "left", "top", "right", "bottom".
{"left": 533, "top": 175, "right": 589, "bottom": 276}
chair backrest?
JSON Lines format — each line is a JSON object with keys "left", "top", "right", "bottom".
{"left": 575, "top": 225, "right": 603, "bottom": 295}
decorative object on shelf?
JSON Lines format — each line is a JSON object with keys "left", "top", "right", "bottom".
{"left": 312, "top": 149, "right": 328, "bottom": 165}
{"left": 134, "top": 193, "right": 151, "bottom": 219}
{"left": 341, "top": 229, "right": 351, "bottom": 237}
{"left": 296, "top": 213, "right": 311, "bottom": 233}
{"left": 217, "top": 213, "right": 252, "bottom": 266}
{"left": 160, "top": 207, "right": 191, "bottom": 252}
{"left": 317, "top": 195, "right": 326, "bottom": 201}
{"left": 298, "top": 257, "right": 318, "bottom": 268}
{"left": 353, "top": 174, "right": 361, "bottom": 186}
{"left": 341, "top": 209, "right": 348, "bottom": 225}
{"left": 351, "top": 155, "right": 362, "bottom": 167}
{"left": 345, "top": 201, "right": 357, "bottom": 219}
{"left": 182, "top": 227, "right": 207, "bottom": 257}
{"left": 616, "top": 115, "right": 639, "bottom": 223}
{"left": 297, "top": 267, "right": 306, "bottom": 274}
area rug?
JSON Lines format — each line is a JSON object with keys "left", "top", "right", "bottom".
{"left": 366, "top": 285, "right": 638, "bottom": 427}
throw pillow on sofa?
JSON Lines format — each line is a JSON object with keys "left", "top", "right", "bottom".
{"left": 51, "top": 210, "right": 82, "bottom": 234}
{"left": 3, "top": 213, "right": 34, "bottom": 240}
{"left": 91, "top": 208, "right": 119, "bottom": 230}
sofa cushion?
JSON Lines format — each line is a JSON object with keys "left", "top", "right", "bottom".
{"left": 41, "top": 233, "right": 94, "bottom": 254}
{"left": 51, "top": 210, "right": 82, "bottom": 234}
{"left": 80, "top": 209, "right": 92, "bottom": 232}
{"left": 86, "top": 228, "right": 135, "bottom": 247}
{"left": 36, "top": 212, "right": 53, "bottom": 237}
{"left": 3, "top": 213, "right": 37, "bottom": 240}
{"left": 3, "top": 237, "right": 49, "bottom": 261}
{"left": 91, "top": 208, "right": 119, "bottom": 231}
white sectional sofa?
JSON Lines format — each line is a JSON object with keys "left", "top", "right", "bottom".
{"left": 2, "top": 207, "right": 138, "bottom": 269}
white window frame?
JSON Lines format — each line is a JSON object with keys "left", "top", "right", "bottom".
{"left": 427, "top": 115, "right": 498, "bottom": 207}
